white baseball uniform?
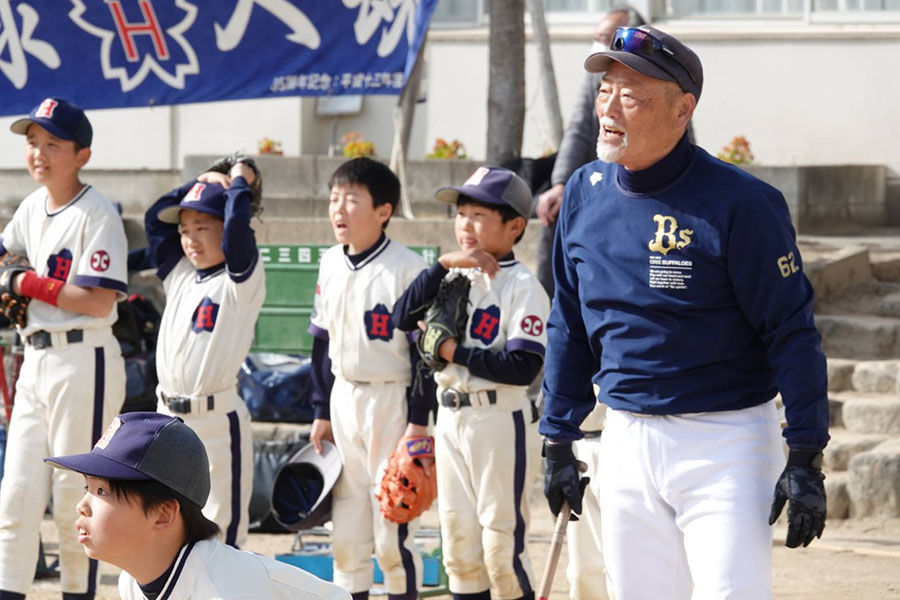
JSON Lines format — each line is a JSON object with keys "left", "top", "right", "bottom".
{"left": 308, "top": 237, "right": 426, "bottom": 597}
{"left": 567, "top": 402, "right": 607, "bottom": 600}
{"left": 118, "top": 538, "right": 351, "bottom": 600}
{"left": 432, "top": 262, "right": 548, "bottom": 600}
{"left": 155, "top": 251, "right": 264, "bottom": 549}
{"left": 0, "top": 184, "right": 127, "bottom": 597}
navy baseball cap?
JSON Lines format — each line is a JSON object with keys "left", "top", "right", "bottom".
{"left": 271, "top": 440, "right": 342, "bottom": 531}
{"left": 45, "top": 412, "right": 211, "bottom": 508}
{"left": 10, "top": 97, "right": 93, "bottom": 148}
{"left": 157, "top": 181, "right": 227, "bottom": 224}
{"left": 435, "top": 166, "right": 532, "bottom": 219}
{"left": 585, "top": 26, "right": 703, "bottom": 100}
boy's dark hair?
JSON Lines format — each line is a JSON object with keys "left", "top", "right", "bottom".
{"left": 457, "top": 196, "right": 526, "bottom": 244}
{"left": 328, "top": 157, "right": 400, "bottom": 229}
{"left": 107, "top": 478, "right": 220, "bottom": 543}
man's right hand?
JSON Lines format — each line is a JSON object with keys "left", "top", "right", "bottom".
{"left": 310, "top": 418, "right": 334, "bottom": 454}
{"left": 537, "top": 183, "right": 565, "bottom": 227}
{"left": 543, "top": 440, "right": 589, "bottom": 519}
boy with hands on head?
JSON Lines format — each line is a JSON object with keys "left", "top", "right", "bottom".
{"left": 145, "top": 156, "right": 265, "bottom": 549}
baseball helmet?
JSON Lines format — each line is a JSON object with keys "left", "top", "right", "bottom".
{"left": 270, "top": 440, "right": 342, "bottom": 531}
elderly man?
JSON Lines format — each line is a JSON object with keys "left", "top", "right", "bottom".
{"left": 539, "top": 26, "right": 829, "bottom": 599}
{"left": 534, "top": 5, "right": 645, "bottom": 297}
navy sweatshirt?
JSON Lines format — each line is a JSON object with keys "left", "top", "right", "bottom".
{"left": 539, "top": 135, "right": 829, "bottom": 450}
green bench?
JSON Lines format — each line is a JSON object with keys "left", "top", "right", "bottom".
{"left": 253, "top": 244, "right": 439, "bottom": 355}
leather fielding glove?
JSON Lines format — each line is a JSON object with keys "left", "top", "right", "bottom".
{"left": 543, "top": 440, "right": 589, "bottom": 520}
{"left": 768, "top": 449, "right": 826, "bottom": 548}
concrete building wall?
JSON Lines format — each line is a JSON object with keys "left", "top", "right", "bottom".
{"left": 0, "top": 24, "right": 897, "bottom": 180}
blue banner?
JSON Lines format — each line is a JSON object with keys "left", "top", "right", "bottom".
{"left": 0, "top": 0, "right": 437, "bottom": 115}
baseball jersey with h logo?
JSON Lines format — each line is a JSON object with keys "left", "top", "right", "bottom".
{"left": 434, "top": 260, "right": 549, "bottom": 393}
{"left": 309, "top": 238, "right": 427, "bottom": 383}
{"left": 156, "top": 257, "right": 264, "bottom": 396}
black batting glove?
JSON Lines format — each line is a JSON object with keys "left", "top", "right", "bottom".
{"left": 543, "top": 440, "right": 589, "bottom": 520}
{"left": 768, "top": 449, "right": 826, "bottom": 548}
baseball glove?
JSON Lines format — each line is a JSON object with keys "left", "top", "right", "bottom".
{"left": 377, "top": 436, "right": 437, "bottom": 524}
{"left": 0, "top": 253, "right": 32, "bottom": 328}
{"left": 205, "top": 152, "right": 263, "bottom": 217}
{"left": 417, "top": 275, "right": 471, "bottom": 371}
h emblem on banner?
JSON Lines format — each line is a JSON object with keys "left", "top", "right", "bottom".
{"left": 107, "top": 0, "right": 170, "bottom": 62}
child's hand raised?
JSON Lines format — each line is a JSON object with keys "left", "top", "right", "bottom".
{"left": 438, "top": 249, "right": 499, "bottom": 278}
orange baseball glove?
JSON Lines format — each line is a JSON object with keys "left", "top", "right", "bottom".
{"left": 377, "top": 436, "right": 437, "bottom": 524}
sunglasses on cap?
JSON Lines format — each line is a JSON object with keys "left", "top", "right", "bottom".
{"left": 610, "top": 27, "right": 697, "bottom": 85}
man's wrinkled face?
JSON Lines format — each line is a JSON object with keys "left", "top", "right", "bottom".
{"left": 595, "top": 62, "right": 685, "bottom": 171}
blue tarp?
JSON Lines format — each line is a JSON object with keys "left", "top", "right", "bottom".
{"left": 0, "top": 0, "right": 437, "bottom": 115}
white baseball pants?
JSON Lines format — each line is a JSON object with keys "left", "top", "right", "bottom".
{"left": 435, "top": 389, "right": 540, "bottom": 600}
{"left": 597, "top": 401, "right": 785, "bottom": 600}
{"left": 0, "top": 335, "right": 124, "bottom": 597}
{"left": 329, "top": 377, "right": 422, "bottom": 597}
{"left": 158, "top": 387, "right": 253, "bottom": 549}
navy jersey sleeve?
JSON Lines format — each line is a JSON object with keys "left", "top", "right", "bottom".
{"left": 726, "top": 183, "right": 829, "bottom": 449}
{"left": 539, "top": 174, "right": 602, "bottom": 442}
{"left": 453, "top": 346, "right": 543, "bottom": 385}
{"left": 146, "top": 181, "right": 195, "bottom": 280}
{"left": 392, "top": 262, "right": 449, "bottom": 331}
{"left": 407, "top": 338, "right": 436, "bottom": 425}
{"left": 222, "top": 176, "right": 259, "bottom": 281}
{"left": 310, "top": 335, "right": 335, "bottom": 421}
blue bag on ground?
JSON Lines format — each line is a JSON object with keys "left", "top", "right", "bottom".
{"left": 239, "top": 353, "right": 313, "bottom": 423}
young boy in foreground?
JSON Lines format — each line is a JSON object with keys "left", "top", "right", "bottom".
{"left": 45, "top": 412, "right": 350, "bottom": 600}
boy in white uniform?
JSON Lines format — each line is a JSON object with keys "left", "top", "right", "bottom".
{"left": 308, "top": 158, "right": 431, "bottom": 600}
{"left": 0, "top": 97, "right": 127, "bottom": 600}
{"left": 392, "top": 166, "right": 550, "bottom": 600}
{"left": 45, "top": 411, "right": 351, "bottom": 600}
{"left": 144, "top": 162, "right": 264, "bottom": 548}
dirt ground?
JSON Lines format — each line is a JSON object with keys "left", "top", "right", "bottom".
{"left": 27, "top": 484, "right": 900, "bottom": 599}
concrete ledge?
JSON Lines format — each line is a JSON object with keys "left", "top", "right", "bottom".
{"left": 806, "top": 245, "right": 872, "bottom": 300}
{"left": 743, "top": 164, "right": 886, "bottom": 234}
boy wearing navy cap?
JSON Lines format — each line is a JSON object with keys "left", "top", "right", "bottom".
{"left": 144, "top": 162, "right": 264, "bottom": 549}
{"left": 44, "top": 412, "right": 350, "bottom": 600}
{"left": 392, "top": 166, "right": 549, "bottom": 600}
{"left": 0, "top": 97, "right": 127, "bottom": 599}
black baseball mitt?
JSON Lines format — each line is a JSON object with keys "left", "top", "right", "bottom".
{"left": 0, "top": 253, "right": 33, "bottom": 328}
{"left": 417, "top": 275, "right": 471, "bottom": 371}
{"left": 205, "top": 152, "right": 263, "bottom": 217}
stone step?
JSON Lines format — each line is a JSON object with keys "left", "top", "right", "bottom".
{"left": 823, "top": 470, "right": 850, "bottom": 520}
{"left": 824, "top": 427, "right": 891, "bottom": 471}
{"left": 847, "top": 438, "right": 900, "bottom": 518}
{"left": 816, "top": 314, "right": 900, "bottom": 360}
{"left": 871, "top": 251, "right": 900, "bottom": 283}
{"left": 826, "top": 358, "right": 857, "bottom": 392}
{"left": 826, "top": 358, "right": 900, "bottom": 393}
{"left": 815, "top": 280, "right": 900, "bottom": 319}
{"left": 832, "top": 392, "right": 900, "bottom": 435}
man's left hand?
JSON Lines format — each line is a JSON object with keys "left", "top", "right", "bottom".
{"left": 768, "top": 451, "right": 826, "bottom": 548}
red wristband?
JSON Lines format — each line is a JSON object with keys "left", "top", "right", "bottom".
{"left": 19, "top": 270, "right": 63, "bottom": 306}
